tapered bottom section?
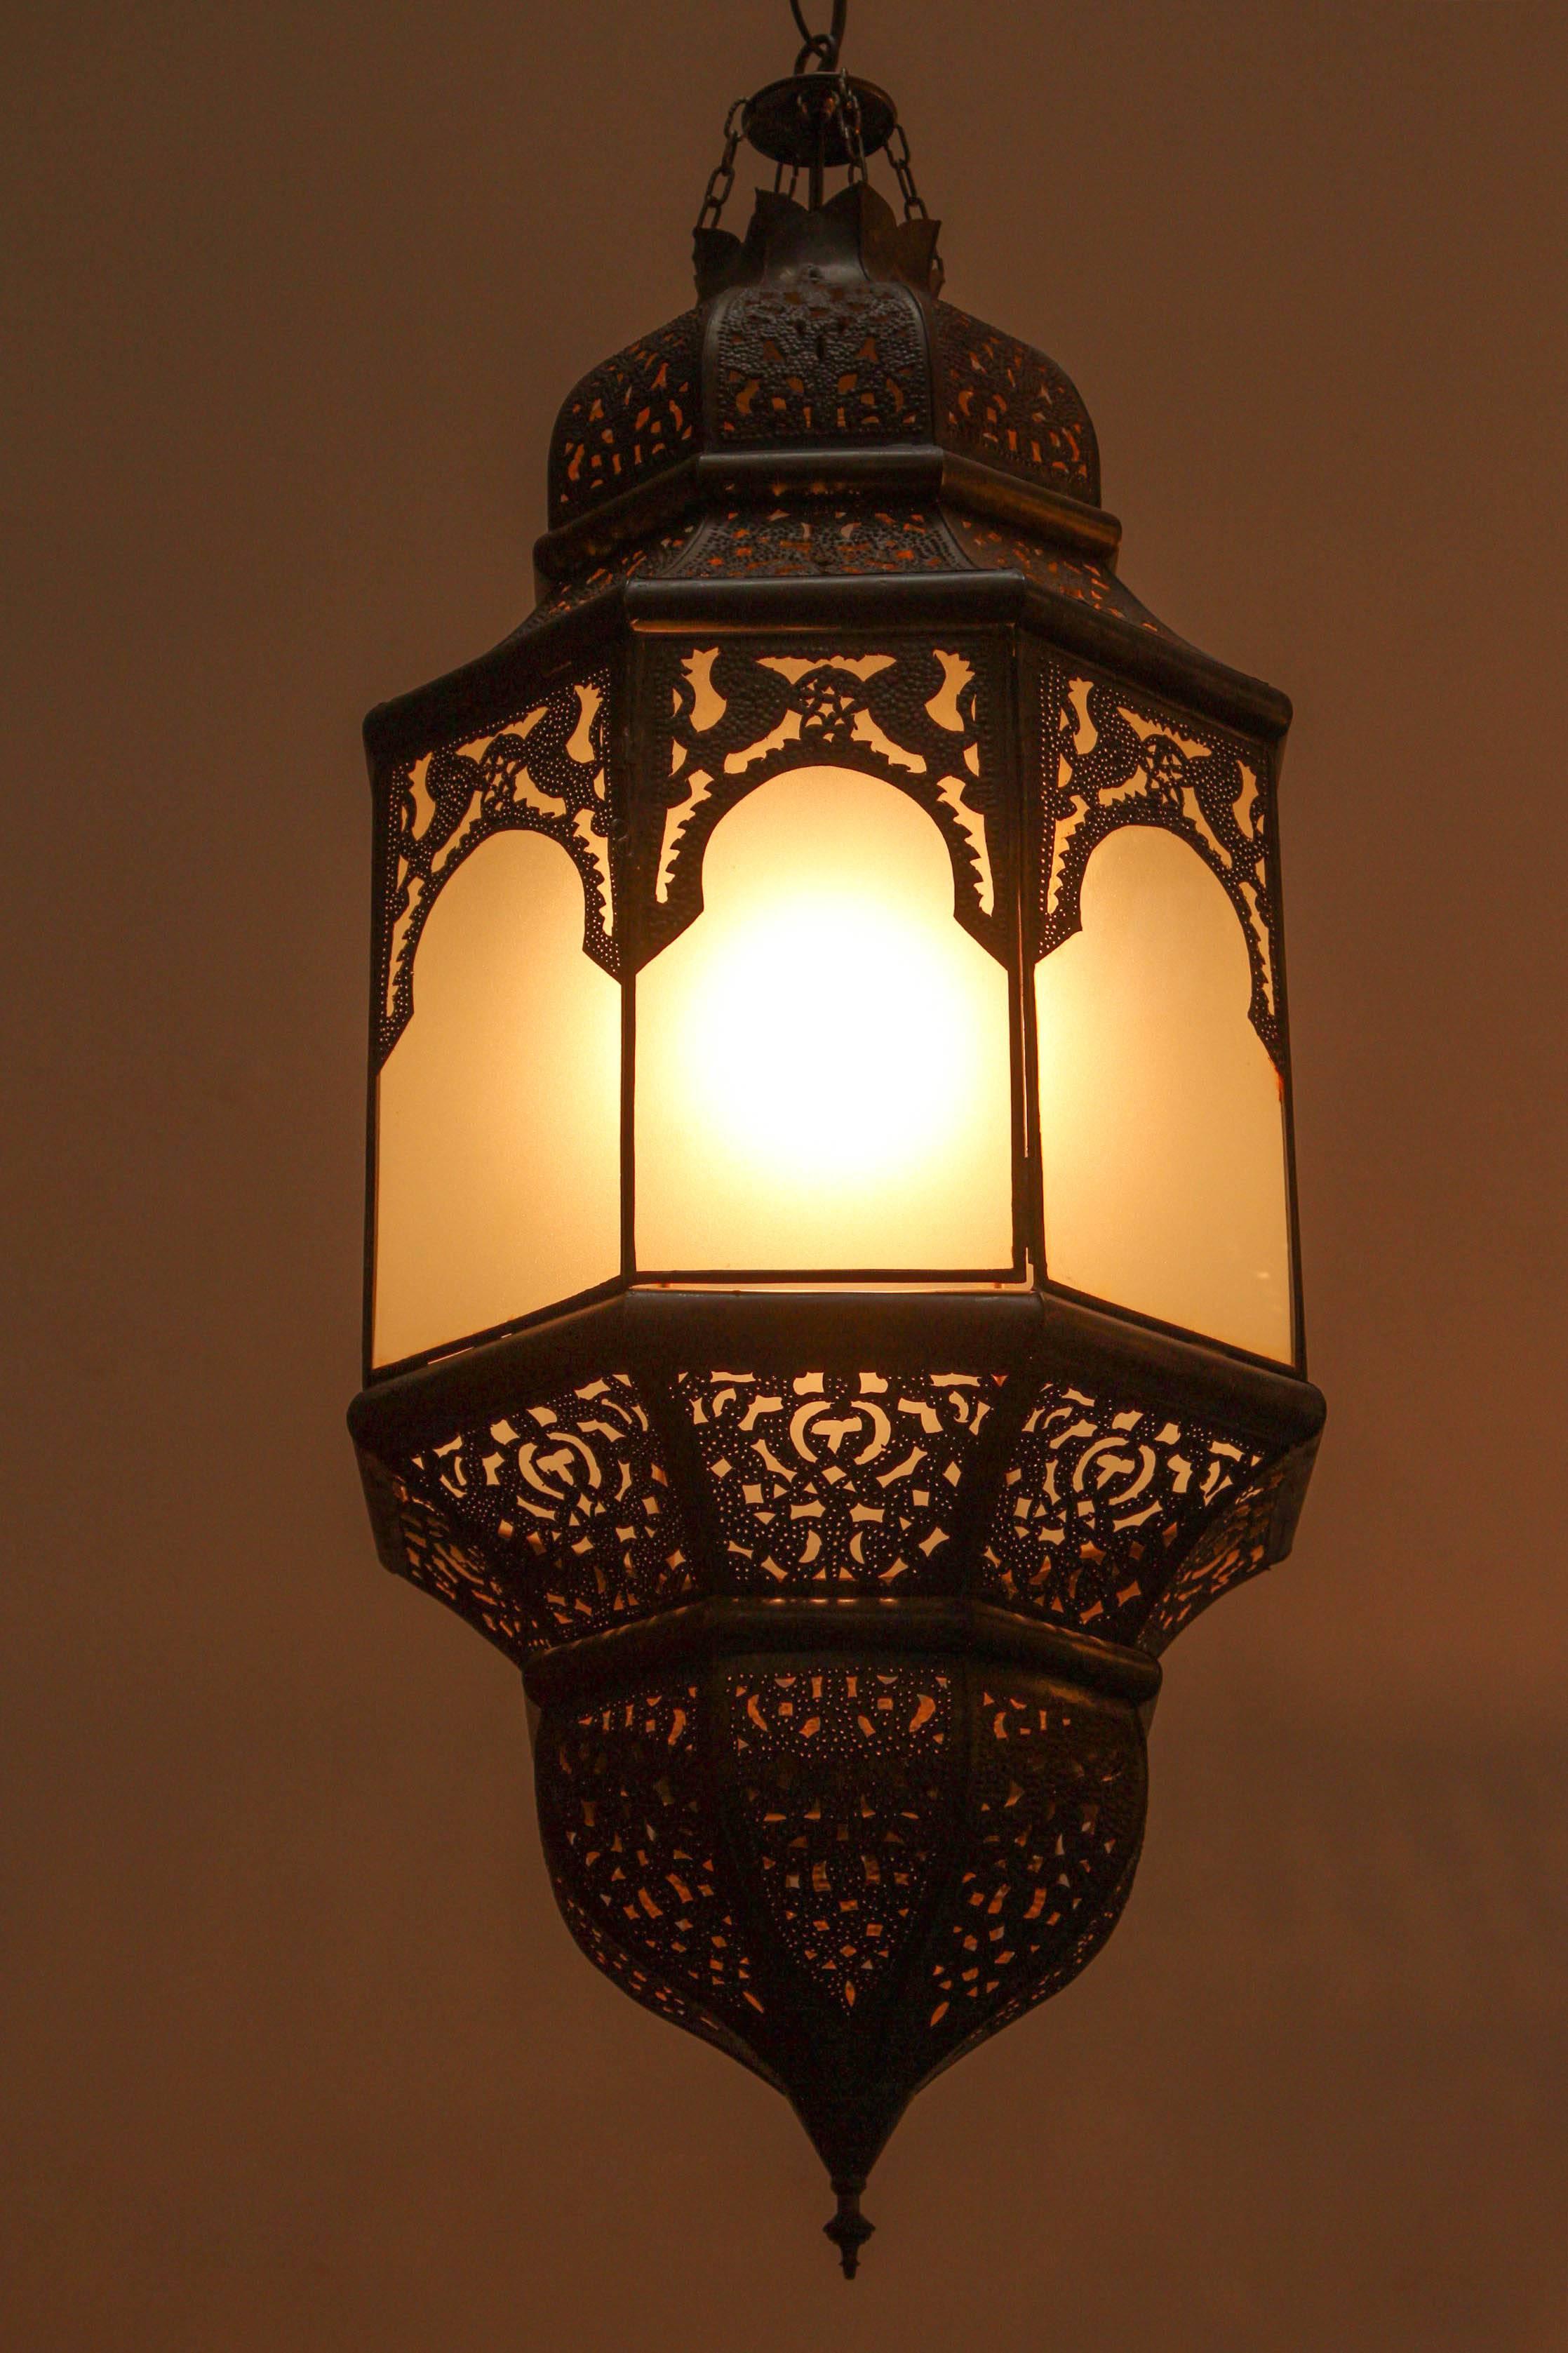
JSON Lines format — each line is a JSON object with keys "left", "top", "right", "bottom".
{"left": 531, "top": 1622, "right": 1149, "bottom": 2241}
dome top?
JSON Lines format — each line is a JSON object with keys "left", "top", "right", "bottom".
{"left": 509, "top": 171, "right": 1287, "bottom": 751}
{"left": 540, "top": 182, "right": 1104, "bottom": 577}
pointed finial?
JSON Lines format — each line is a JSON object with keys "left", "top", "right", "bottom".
{"left": 823, "top": 2179, "right": 875, "bottom": 2279}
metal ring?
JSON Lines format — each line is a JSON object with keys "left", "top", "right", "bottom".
{"left": 790, "top": 0, "right": 847, "bottom": 74}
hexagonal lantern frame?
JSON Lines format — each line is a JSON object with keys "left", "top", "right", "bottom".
{"left": 348, "top": 98, "right": 1325, "bottom": 2276}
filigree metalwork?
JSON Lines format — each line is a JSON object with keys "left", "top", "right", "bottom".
{"left": 712, "top": 281, "right": 930, "bottom": 445}
{"left": 379, "top": 1375, "right": 695, "bottom": 1657}
{"left": 638, "top": 639, "right": 1010, "bottom": 966}
{"left": 548, "top": 312, "right": 702, "bottom": 525}
{"left": 679, "top": 1369, "right": 1005, "bottom": 1594}
{"left": 944, "top": 512, "right": 1176, "bottom": 641}
{"left": 730, "top": 1663, "right": 953, "bottom": 2011}
{"left": 933, "top": 305, "right": 1100, "bottom": 504}
{"left": 977, "top": 1381, "right": 1264, "bottom": 1646}
{"left": 668, "top": 500, "right": 961, "bottom": 577}
{"left": 920, "top": 1678, "right": 1144, "bottom": 2050}
{"left": 376, "top": 670, "right": 614, "bottom": 1067}
{"left": 1140, "top": 1453, "right": 1292, "bottom": 1654}
{"left": 366, "top": 1465, "right": 532, "bottom": 1660}
{"left": 524, "top": 523, "right": 701, "bottom": 631}
{"left": 537, "top": 1681, "right": 770, "bottom": 2034}
{"left": 1040, "top": 669, "right": 1282, "bottom": 1065}
{"left": 352, "top": 1295, "right": 1318, "bottom": 2261}
{"left": 528, "top": 1653, "right": 1148, "bottom": 2232}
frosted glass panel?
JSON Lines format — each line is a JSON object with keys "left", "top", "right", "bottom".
{"left": 1035, "top": 826, "right": 1292, "bottom": 1361}
{"left": 373, "top": 831, "right": 620, "bottom": 1366}
{"left": 636, "top": 766, "right": 1014, "bottom": 1273}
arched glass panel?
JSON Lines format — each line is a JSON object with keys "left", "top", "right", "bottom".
{"left": 635, "top": 766, "right": 1015, "bottom": 1274}
{"left": 1034, "top": 825, "right": 1292, "bottom": 1361}
{"left": 373, "top": 830, "right": 621, "bottom": 1367}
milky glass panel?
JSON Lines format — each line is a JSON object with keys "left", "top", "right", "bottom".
{"left": 374, "top": 831, "right": 620, "bottom": 1366}
{"left": 1035, "top": 826, "right": 1292, "bottom": 1361}
{"left": 636, "top": 766, "right": 1014, "bottom": 1274}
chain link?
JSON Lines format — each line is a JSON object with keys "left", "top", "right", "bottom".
{"left": 838, "top": 72, "right": 867, "bottom": 185}
{"left": 694, "top": 97, "right": 748, "bottom": 234}
{"left": 887, "top": 121, "right": 929, "bottom": 220}
{"left": 791, "top": 0, "right": 847, "bottom": 74}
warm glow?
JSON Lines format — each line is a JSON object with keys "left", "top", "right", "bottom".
{"left": 1035, "top": 825, "right": 1293, "bottom": 1361}
{"left": 373, "top": 830, "right": 620, "bottom": 1366}
{"left": 635, "top": 767, "right": 1014, "bottom": 1272}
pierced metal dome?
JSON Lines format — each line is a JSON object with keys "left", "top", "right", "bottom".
{"left": 523, "top": 173, "right": 1261, "bottom": 747}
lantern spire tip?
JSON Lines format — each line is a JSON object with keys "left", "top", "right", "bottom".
{"left": 824, "top": 2181, "right": 875, "bottom": 2278}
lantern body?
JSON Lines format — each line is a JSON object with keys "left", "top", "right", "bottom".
{"left": 350, "top": 180, "right": 1322, "bottom": 2245}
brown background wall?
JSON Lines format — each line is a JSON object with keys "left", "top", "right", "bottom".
{"left": 4, "top": 3, "right": 1565, "bottom": 2346}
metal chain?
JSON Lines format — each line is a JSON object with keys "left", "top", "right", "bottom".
{"left": 838, "top": 72, "right": 866, "bottom": 185}
{"left": 694, "top": 97, "right": 747, "bottom": 234}
{"left": 791, "top": 0, "right": 847, "bottom": 74}
{"left": 887, "top": 120, "right": 929, "bottom": 220}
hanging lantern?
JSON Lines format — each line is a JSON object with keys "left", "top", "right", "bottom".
{"left": 348, "top": 2, "right": 1324, "bottom": 2277}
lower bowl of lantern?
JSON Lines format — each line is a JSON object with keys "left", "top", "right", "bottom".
{"left": 526, "top": 1614, "right": 1151, "bottom": 2222}
{"left": 349, "top": 1286, "right": 1322, "bottom": 2268}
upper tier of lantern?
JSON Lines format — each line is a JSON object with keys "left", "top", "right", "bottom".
{"left": 546, "top": 183, "right": 1100, "bottom": 532}
{"left": 529, "top": 180, "right": 1144, "bottom": 622}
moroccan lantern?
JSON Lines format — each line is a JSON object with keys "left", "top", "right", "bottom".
{"left": 348, "top": 1, "right": 1324, "bottom": 2277}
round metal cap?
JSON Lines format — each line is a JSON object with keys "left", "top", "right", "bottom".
{"left": 743, "top": 74, "right": 898, "bottom": 168}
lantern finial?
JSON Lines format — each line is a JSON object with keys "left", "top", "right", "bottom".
{"left": 824, "top": 2180, "right": 875, "bottom": 2278}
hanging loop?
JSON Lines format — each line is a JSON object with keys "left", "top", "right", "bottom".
{"left": 791, "top": 0, "right": 847, "bottom": 74}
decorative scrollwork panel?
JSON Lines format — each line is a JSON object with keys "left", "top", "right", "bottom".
{"left": 375, "top": 1476, "right": 533, "bottom": 1662}
{"left": 1139, "top": 1454, "right": 1292, "bottom": 1655}
{"left": 667, "top": 500, "right": 963, "bottom": 578}
{"left": 976, "top": 1380, "right": 1266, "bottom": 1646}
{"left": 376, "top": 670, "right": 615, "bottom": 1067}
{"left": 1038, "top": 667, "right": 1282, "bottom": 1065}
{"left": 678, "top": 1368, "right": 1005, "bottom": 1594}
{"left": 636, "top": 639, "right": 1012, "bottom": 967}
{"left": 382, "top": 1375, "right": 695, "bottom": 1655}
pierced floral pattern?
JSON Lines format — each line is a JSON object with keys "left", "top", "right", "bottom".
{"left": 712, "top": 281, "right": 930, "bottom": 445}
{"left": 678, "top": 1369, "right": 1004, "bottom": 1594}
{"left": 1139, "top": 1454, "right": 1292, "bottom": 1654}
{"left": 668, "top": 501, "right": 962, "bottom": 578}
{"left": 933, "top": 306, "right": 1100, "bottom": 503}
{"left": 376, "top": 1474, "right": 531, "bottom": 1660}
{"left": 376, "top": 671, "right": 614, "bottom": 1067}
{"left": 523, "top": 523, "right": 701, "bottom": 630}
